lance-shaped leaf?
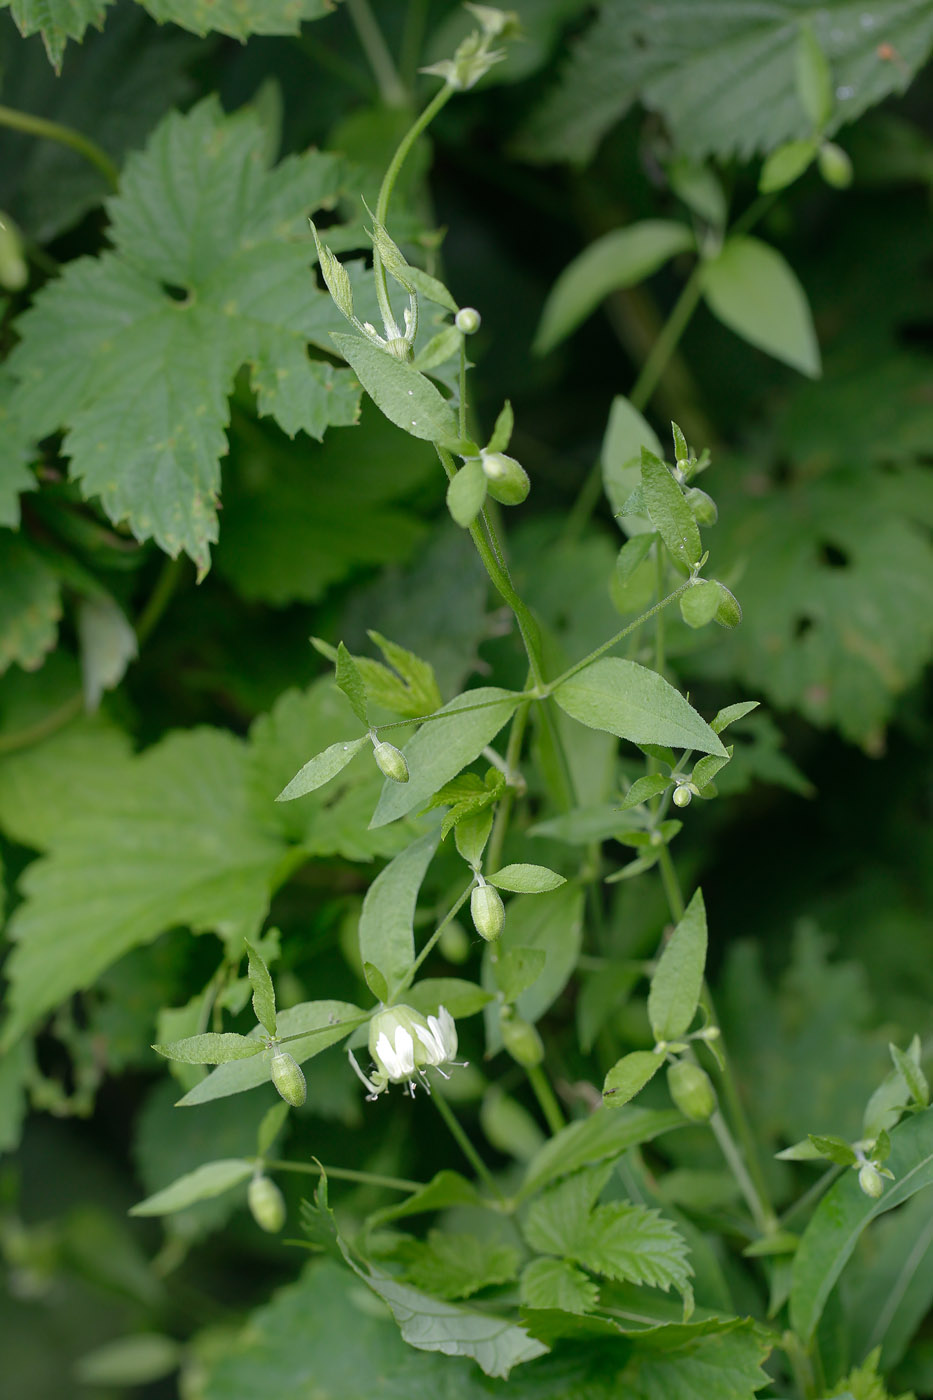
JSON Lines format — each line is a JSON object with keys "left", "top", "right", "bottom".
{"left": 648, "top": 888, "right": 708, "bottom": 1042}
{"left": 640, "top": 447, "right": 701, "bottom": 570}
{"left": 555, "top": 658, "right": 727, "bottom": 756}
{"left": 447, "top": 458, "right": 487, "bottom": 528}
{"left": 152, "top": 1033, "right": 265, "bottom": 1065}
{"left": 130, "top": 1159, "right": 253, "bottom": 1217}
{"left": 245, "top": 941, "right": 277, "bottom": 1037}
{"left": 276, "top": 736, "right": 368, "bottom": 801}
{"left": 487, "top": 864, "right": 566, "bottom": 894}
{"left": 604, "top": 1050, "right": 665, "bottom": 1108}
{"left": 330, "top": 332, "right": 458, "bottom": 444}
{"left": 890, "top": 1041, "right": 930, "bottom": 1108}
{"left": 358, "top": 829, "right": 440, "bottom": 1001}
{"left": 335, "top": 642, "right": 368, "bottom": 726}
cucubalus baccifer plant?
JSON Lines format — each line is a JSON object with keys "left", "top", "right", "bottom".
{"left": 126, "top": 9, "right": 933, "bottom": 1396}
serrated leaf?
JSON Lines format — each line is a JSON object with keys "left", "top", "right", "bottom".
{"left": 702, "top": 235, "right": 821, "bottom": 378}
{"left": 759, "top": 138, "right": 819, "bottom": 193}
{"left": 520, "top": 1257, "right": 598, "bottom": 1315}
{"left": 0, "top": 531, "right": 62, "bottom": 674}
{"left": 487, "top": 864, "right": 566, "bottom": 894}
{"left": 555, "top": 658, "right": 727, "bottom": 757}
{"left": 602, "top": 396, "right": 663, "bottom": 533}
{"left": 139, "top": 0, "right": 333, "bottom": 41}
{"left": 577, "top": 1201, "right": 693, "bottom": 1293}
{"left": 513, "top": 1, "right": 933, "bottom": 166}
{"left": 447, "top": 458, "right": 487, "bottom": 528}
{"left": 603, "top": 1051, "right": 665, "bottom": 1107}
{"left": 0, "top": 372, "right": 35, "bottom": 527}
{"left": 359, "top": 829, "right": 439, "bottom": 1000}
{"left": 245, "top": 941, "right": 277, "bottom": 1037}
{"left": 790, "top": 1107, "right": 933, "bottom": 1341}
{"left": 648, "top": 888, "right": 707, "bottom": 1041}
{"left": 534, "top": 221, "right": 694, "bottom": 354}
{"left": 7, "top": 98, "right": 359, "bottom": 573}
{"left": 370, "top": 687, "right": 522, "bottom": 828}
{"left": 889, "top": 1042, "right": 929, "bottom": 1108}
{"left": 331, "top": 331, "right": 457, "bottom": 444}
{"left": 396, "top": 1231, "right": 520, "bottom": 1300}
{"left": 523, "top": 1163, "right": 613, "bottom": 1256}
{"left": 130, "top": 1159, "right": 253, "bottom": 1216}
{"left": 620, "top": 774, "right": 671, "bottom": 811}
{"left": 1, "top": 0, "right": 109, "bottom": 69}
{"left": 152, "top": 1033, "right": 265, "bottom": 1065}
{"left": 178, "top": 999, "right": 365, "bottom": 1106}
{"left": 630, "top": 1323, "right": 772, "bottom": 1400}
{"left": 641, "top": 448, "right": 701, "bottom": 569}
{"left": 276, "top": 736, "right": 368, "bottom": 801}
{"left": 521, "top": 1106, "right": 685, "bottom": 1199}
{"left": 335, "top": 642, "right": 368, "bottom": 726}
{"left": 1, "top": 728, "right": 286, "bottom": 1049}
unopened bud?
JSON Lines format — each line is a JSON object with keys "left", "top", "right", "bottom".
{"left": 249, "top": 1174, "right": 286, "bottom": 1232}
{"left": 858, "top": 1162, "right": 884, "bottom": 1198}
{"left": 818, "top": 142, "right": 853, "bottom": 189}
{"left": 501, "top": 1012, "right": 544, "bottom": 1068}
{"left": 667, "top": 1060, "right": 716, "bottom": 1122}
{"left": 373, "top": 740, "right": 409, "bottom": 783}
{"left": 672, "top": 784, "right": 693, "bottom": 808}
{"left": 714, "top": 584, "right": 742, "bottom": 629}
{"left": 455, "top": 306, "right": 481, "bottom": 334}
{"left": 0, "top": 217, "right": 27, "bottom": 292}
{"left": 471, "top": 882, "right": 505, "bottom": 941}
{"left": 684, "top": 487, "right": 718, "bottom": 526}
{"left": 270, "top": 1050, "right": 307, "bottom": 1107}
{"left": 480, "top": 451, "right": 530, "bottom": 506}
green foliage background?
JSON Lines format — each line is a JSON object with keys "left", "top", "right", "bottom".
{"left": 1, "top": 2, "right": 932, "bottom": 1397}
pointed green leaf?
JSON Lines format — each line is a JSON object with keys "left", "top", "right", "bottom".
{"left": 796, "top": 24, "right": 833, "bottom": 130}
{"left": 245, "top": 941, "right": 277, "bottom": 1037}
{"left": 396, "top": 1231, "right": 520, "bottom": 1300}
{"left": 275, "top": 736, "right": 368, "bottom": 801}
{"left": 523, "top": 1163, "right": 613, "bottom": 1255}
{"left": 555, "top": 658, "right": 727, "bottom": 756}
{"left": 640, "top": 448, "right": 701, "bottom": 569}
{"left": 139, "top": 1, "right": 333, "bottom": 42}
{"left": 519, "top": 1257, "right": 598, "bottom": 1315}
{"left": 152, "top": 1032, "right": 265, "bottom": 1065}
{"left": 648, "top": 888, "right": 707, "bottom": 1041}
{"left": 330, "top": 332, "right": 457, "bottom": 444}
{"left": 535, "top": 221, "right": 694, "bottom": 354}
{"left": 702, "top": 234, "right": 821, "bottom": 378}
{"left": 521, "top": 1106, "right": 685, "bottom": 1199}
{"left": 602, "top": 395, "right": 663, "bottom": 532}
{"left": 370, "top": 687, "right": 522, "bottom": 828}
{"left": 576, "top": 1201, "right": 693, "bottom": 1293}
{"left": 710, "top": 700, "right": 759, "bottom": 734}
{"left": 808, "top": 1134, "right": 858, "bottom": 1166}
{"left": 359, "top": 828, "right": 440, "bottom": 1000}
{"left": 130, "top": 1159, "right": 253, "bottom": 1216}
{"left": 759, "top": 139, "right": 819, "bottom": 193}
{"left": 487, "top": 864, "right": 566, "bottom": 894}
{"left": 616, "top": 532, "right": 656, "bottom": 587}
{"left": 620, "top": 774, "right": 671, "bottom": 811}
{"left": 453, "top": 808, "right": 494, "bottom": 866}
{"left": 406, "top": 979, "right": 492, "bottom": 1020}
{"left": 891, "top": 1042, "right": 930, "bottom": 1108}
{"left": 680, "top": 579, "right": 723, "bottom": 629}
{"left": 487, "top": 400, "right": 513, "bottom": 454}
{"left": 335, "top": 642, "right": 368, "bottom": 726}
{"left": 446, "top": 458, "right": 487, "bottom": 528}
{"left": 603, "top": 1050, "right": 665, "bottom": 1108}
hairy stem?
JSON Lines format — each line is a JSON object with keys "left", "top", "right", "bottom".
{"left": 400, "top": 883, "right": 474, "bottom": 990}
{"left": 545, "top": 580, "right": 692, "bottom": 693}
{"left": 264, "top": 1158, "right": 421, "bottom": 1192}
{"left": 485, "top": 699, "right": 530, "bottom": 873}
{"left": 432, "top": 1090, "right": 503, "bottom": 1200}
{"left": 0, "top": 104, "right": 119, "bottom": 189}
{"left": 345, "top": 0, "right": 408, "bottom": 107}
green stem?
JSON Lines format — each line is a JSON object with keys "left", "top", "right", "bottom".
{"left": 264, "top": 1158, "right": 421, "bottom": 1192}
{"left": 0, "top": 104, "right": 119, "bottom": 190}
{"left": 545, "top": 580, "right": 692, "bottom": 693}
{"left": 528, "top": 1063, "right": 566, "bottom": 1135}
{"left": 135, "top": 555, "right": 184, "bottom": 646}
{"left": 485, "top": 699, "right": 530, "bottom": 873}
{"left": 374, "top": 693, "right": 522, "bottom": 735}
{"left": 654, "top": 547, "right": 667, "bottom": 678}
{"left": 778, "top": 1163, "right": 843, "bottom": 1229}
{"left": 710, "top": 1109, "right": 771, "bottom": 1235}
{"left": 0, "top": 692, "right": 83, "bottom": 757}
{"left": 345, "top": 0, "right": 408, "bottom": 107}
{"left": 400, "top": 0, "right": 430, "bottom": 88}
{"left": 276, "top": 1016, "right": 368, "bottom": 1048}
{"left": 657, "top": 843, "right": 684, "bottom": 921}
{"left": 400, "top": 883, "right": 473, "bottom": 990}
{"left": 432, "top": 1089, "right": 503, "bottom": 1200}
{"left": 459, "top": 336, "right": 468, "bottom": 439}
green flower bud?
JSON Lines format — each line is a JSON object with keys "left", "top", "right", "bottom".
{"left": 373, "top": 740, "right": 409, "bottom": 783}
{"left": 248, "top": 1174, "right": 286, "bottom": 1233}
{"left": 480, "top": 451, "right": 530, "bottom": 506}
{"left": 0, "top": 217, "right": 27, "bottom": 292}
{"left": 858, "top": 1162, "right": 884, "bottom": 1198}
{"left": 667, "top": 1060, "right": 716, "bottom": 1122}
{"left": 455, "top": 306, "right": 481, "bottom": 334}
{"left": 818, "top": 142, "right": 853, "bottom": 189}
{"left": 471, "top": 882, "right": 505, "bottom": 941}
{"left": 684, "top": 487, "right": 718, "bottom": 526}
{"left": 500, "top": 1012, "right": 544, "bottom": 1068}
{"left": 714, "top": 584, "right": 742, "bottom": 629}
{"left": 672, "top": 784, "right": 693, "bottom": 808}
{"left": 270, "top": 1050, "right": 306, "bottom": 1108}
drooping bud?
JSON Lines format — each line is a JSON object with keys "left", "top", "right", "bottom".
{"left": 480, "top": 451, "right": 530, "bottom": 506}
{"left": 471, "top": 882, "right": 505, "bottom": 941}
{"left": 373, "top": 740, "right": 409, "bottom": 783}
{"left": 249, "top": 1174, "right": 286, "bottom": 1233}
{"left": 270, "top": 1050, "right": 307, "bottom": 1108}
{"left": 858, "top": 1162, "right": 884, "bottom": 1198}
{"left": 684, "top": 487, "right": 718, "bottom": 526}
{"left": 667, "top": 1060, "right": 716, "bottom": 1122}
{"left": 818, "top": 142, "right": 853, "bottom": 189}
{"left": 500, "top": 1012, "right": 544, "bottom": 1068}
{"left": 455, "top": 306, "right": 481, "bottom": 334}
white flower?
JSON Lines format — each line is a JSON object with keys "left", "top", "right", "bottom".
{"left": 348, "top": 1004, "right": 464, "bottom": 1100}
